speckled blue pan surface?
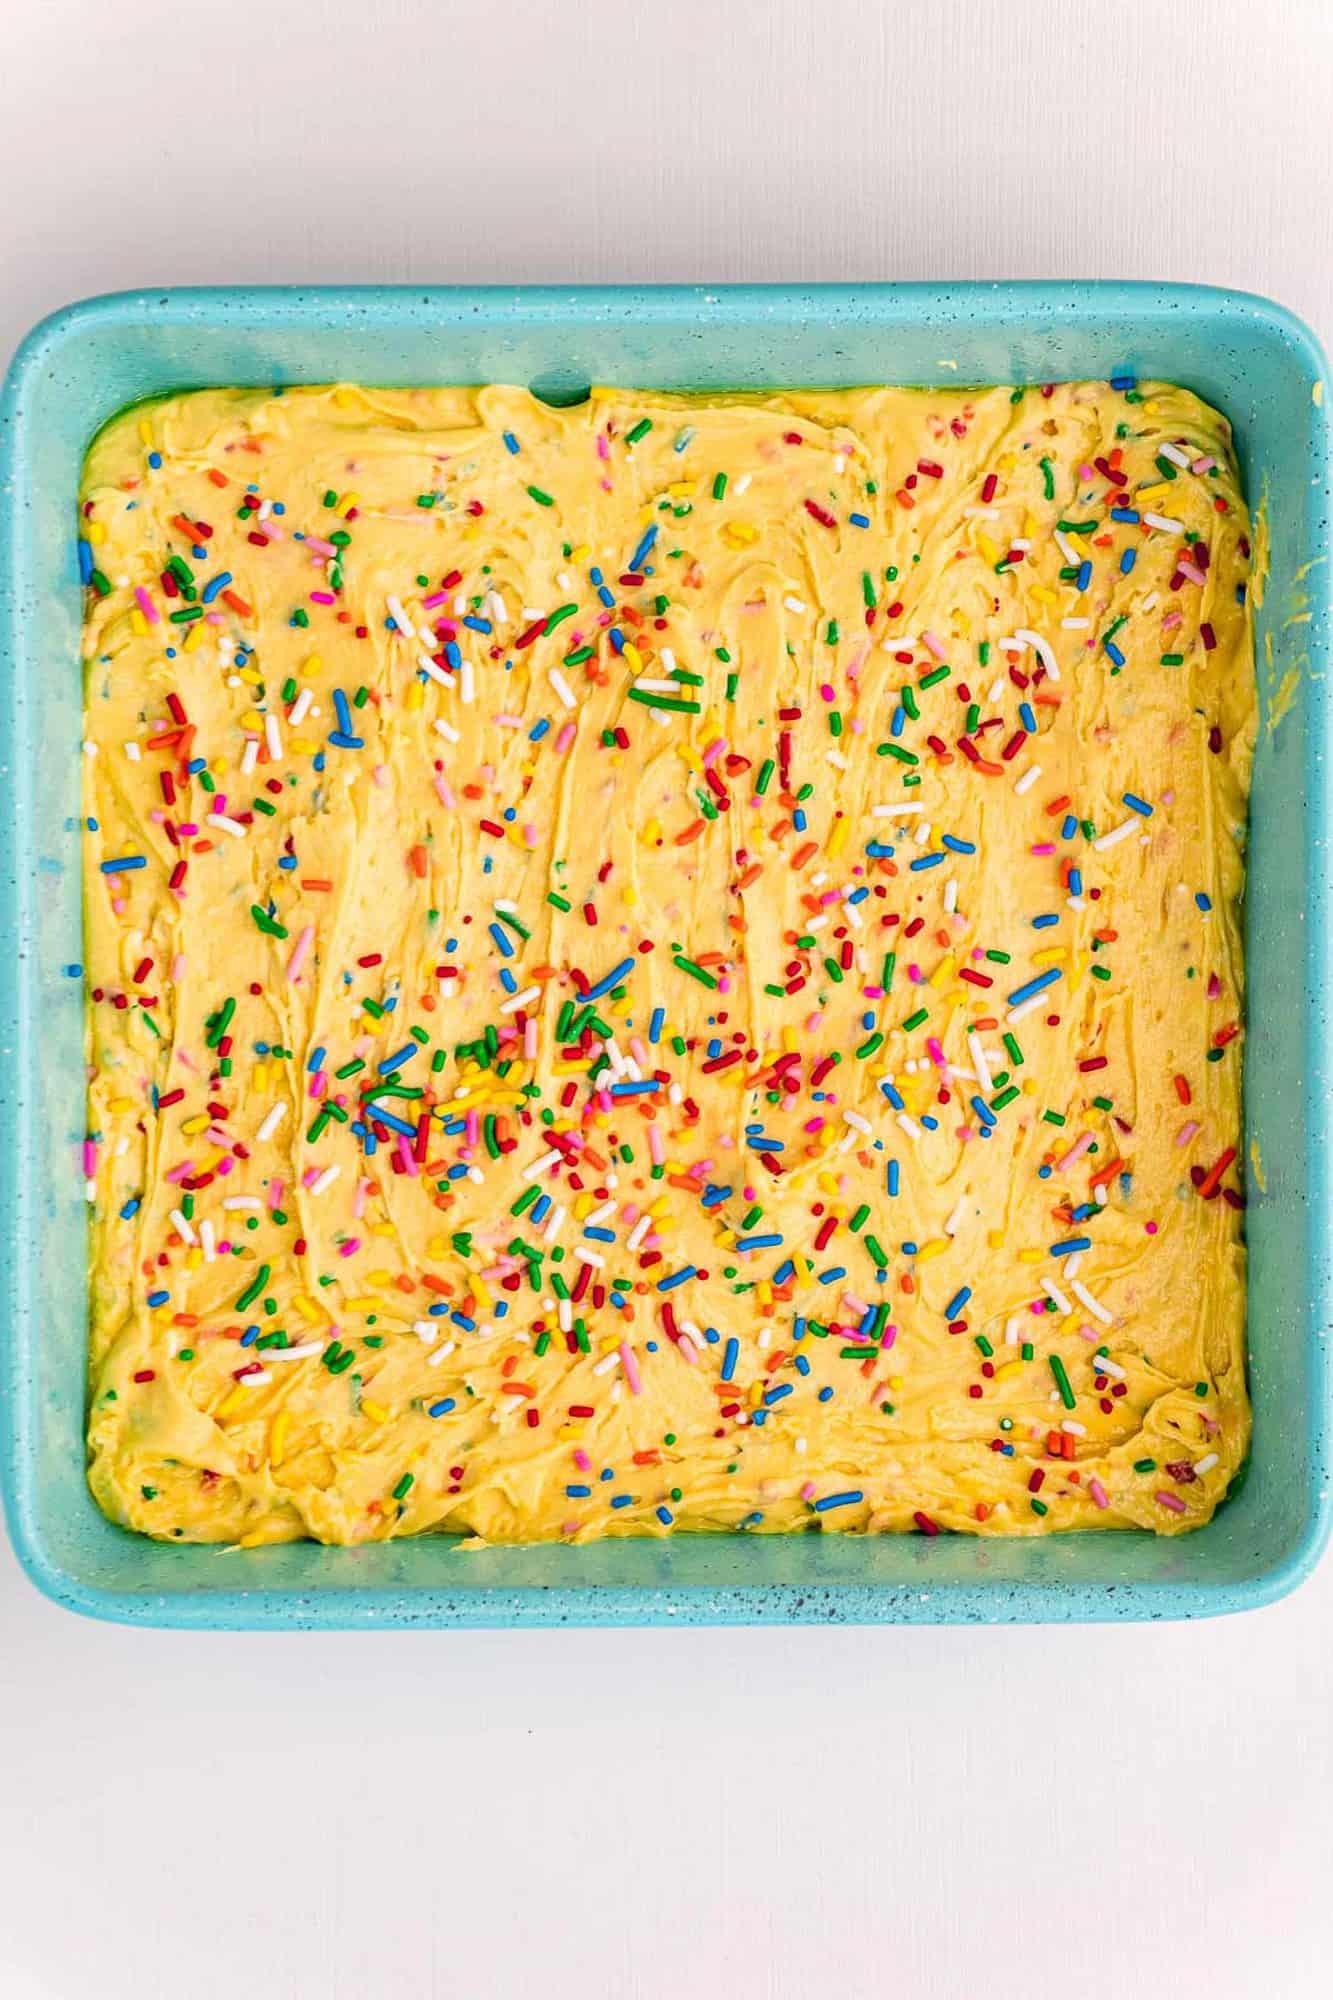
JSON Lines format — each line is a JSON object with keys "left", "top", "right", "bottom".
{"left": 0, "top": 283, "right": 1329, "bottom": 1629}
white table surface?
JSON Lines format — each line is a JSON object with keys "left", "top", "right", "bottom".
{"left": 3, "top": 3, "right": 1331, "bottom": 1994}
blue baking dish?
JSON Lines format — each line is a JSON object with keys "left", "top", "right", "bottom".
{"left": 1, "top": 283, "right": 1329, "bottom": 1627}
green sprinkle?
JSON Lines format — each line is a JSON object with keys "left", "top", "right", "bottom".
{"left": 1049, "top": 1354, "right": 1076, "bottom": 1409}
{"left": 392, "top": 1472, "right": 414, "bottom": 1501}
{"left": 673, "top": 954, "right": 718, "bottom": 988}
{"left": 526, "top": 485, "right": 555, "bottom": 507}
{"left": 712, "top": 472, "right": 727, "bottom": 499}
{"left": 902, "top": 1007, "right": 928, "bottom": 1032}
{"left": 626, "top": 418, "right": 653, "bottom": 445}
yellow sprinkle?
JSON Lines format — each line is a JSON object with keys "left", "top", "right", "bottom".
{"left": 1018, "top": 1248, "right": 1043, "bottom": 1264}
{"left": 569, "top": 543, "right": 590, "bottom": 562}
{"left": 977, "top": 532, "right": 999, "bottom": 565}
{"left": 556, "top": 1423, "right": 585, "bottom": 1441}
{"left": 929, "top": 953, "right": 956, "bottom": 990}
{"left": 1029, "top": 584, "right": 1057, "bottom": 607}
{"left": 107, "top": 1095, "right": 134, "bottom": 1114}
{"left": 137, "top": 419, "right": 154, "bottom": 445}
{"left": 345, "top": 1296, "right": 384, "bottom": 1312}
{"left": 987, "top": 1230, "right": 1006, "bottom": 1251}
{"left": 291, "top": 736, "right": 318, "bottom": 754}
{"left": 180, "top": 1113, "right": 210, "bottom": 1136}
{"left": 1136, "top": 480, "right": 1174, "bottom": 506}
{"left": 995, "top": 1360, "right": 1025, "bottom": 1383}
{"left": 915, "top": 1240, "right": 948, "bottom": 1262}
{"left": 827, "top": 816, "right": 849, "bottom": 860}
{"left": 722, "top": 521, "right": 759, "bottom": 547}
{"left": 292, "top": 1295, "right": 321, "bottom": 1324}
{"left": 405, "top": 681, "right": 425, "bottom": 712}
{"left": 129, "top": 609, "right": 148, "bottom": 637}
{"left": 216, "top": 1387, "right": 249, "bottom": 1422}
{"left": 336, "top": 491, "right": 360, "bottom": 517}
{"left": 622, "top": 641, "right": 643, "bottom": 673}
{"left": 361, "top": 1399, "right": 391, "bottom": 1425}
{"left": 269, "top": 1411, "right": 291, "bottom": 1465}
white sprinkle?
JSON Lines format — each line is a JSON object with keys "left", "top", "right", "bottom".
{"left": 200, "top": 1219, "right": 216, "bottom": 1263}
{"left": 1015, "top": 628, "right": 1059, "bottom": 683}
{"left": 1061, "top": 1419, "right": 1087, "bottom": 1436}
{"left": 626, "top": 1213, "right": 653, "bottom": 1253}
{"left": 240, "top": 736, "right": 259, "bottom": 776}
{"left": 459, "top": 657, "right": 475, "bottom": 704}
{"left": 549, "top": 668, "right": 577, "bottom": 710}
{"left": 585, "top": 1199, "right": 617, "bottom": 1228}
{"left": 943, "top": 877, "right": 958, "bottom": 914}
{"left": 844, "top": 1110, "right": 872, "bottom": 1135}
{"left": 206, "top": 813, "right": 247, "bottom": 838}
{"left": 896, "top": 1112, "right": 922, "bottom": 1140}
{"left": 1158, "top": 440, "right": 1191, "bottom": 468}
{"left": 288, "top": 689, "right": 313, "bottom": 726}
{"left": 310, "top": 1163, "right": 341, "bottom": 1197}
{"left": 433, "top": 717, "right": 461, "bottom": 744}
{"left": 944, "top": 1197, "right": 967, "bottom": 1237}
{"left": 1004, "top": 1317, "right": 1022, "bottom": 1346}
{"left": 418, "top": 652, "right": 452, "bottom": 687}
{"left": 487, "top": 590, "right": 508, "bottom": 625}
{"left": 239, "top": 1369, "right": 271, "bottom": 1387}
{"left": 967, "top": 1031, "right": 992, "bottom": 1093}
{"left": 264, "top": 713, "right": 283, "bottom": 761}
{"left": 1093, "top": 1352, "right": 1127, "bottom": 1379}
{"left": 542, "top": 1202, "right": 566, "bottom": 1243}
{"left": 1013, "top": 763, "right": 1041, "bottom": 796}
{"left": 257, "top": 1102, "right": 288, "bottom": 1144}
{"left": 426, "top": 1339, "right": 457, "bottom": 1369}
{"left": 386, "top": 594, "right": 413, "bottom": 635}
{"left": 826, "top": 748, "right": 848, "bottom": 771}
{"left": 1093, "top": 816, "right": 1140, "bottom": 852}
{"left": 1072, "top": 1280, "right": 1112, "bottom": 1328}
{"left": 522, "top": 1147, "right": 560, "bottom": 1180}
{"left": 1053, "top": 529, "right": 1082, "bottom": 565}
{"left": 1060, "top": 616, "right": 1091, "bottom": 631}
{"left": 1040, "top": 1276, "right": 1072, "bottom": 1314}
{"left": 1143, "top": 511, "right": 1185, "bottom": 534}
{"left": 783, "top": 595, "right": 807, "bottom": 614}
{"left": 124, "top": 741, "right": 141, "bottom": 763}
{"left": 222, "top": 1195, "right": 264, "bottom": 1211}
{"left": 1006, "top": 990, "right": 1053, "bottom": 1024}
{"left": 499, "top": 984, "right": 539, "bottom": 1015}
{"left": 266, "top": 1341, "right": 325, "bottom": 1363}
{"left": 169, "top": 1208, "right": 197, "bottom": 1247}
{"left": 411, "top": 1319, "right": 439, "bottom": 1344}
{"left": 1194, "top": 1452, "right": 1219, "bottom": 1476}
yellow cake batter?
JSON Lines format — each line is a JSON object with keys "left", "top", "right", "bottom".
{"left": 79, "top": 379, "right": 1255, "bottom": 1546}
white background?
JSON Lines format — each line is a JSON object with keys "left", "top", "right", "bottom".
{"left": 3, "top": 3, "right": 1331, "bottom": 1995}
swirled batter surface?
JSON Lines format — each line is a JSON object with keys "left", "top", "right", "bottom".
{"left": 80, "top": 379, "right": 1254, "bottom": 1546}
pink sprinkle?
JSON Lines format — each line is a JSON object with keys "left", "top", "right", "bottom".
{"left": 269, "top": 1179, "right": 284, "bottom": 1210}
{"left": 82, "top": 1139, "right": 97, "bottom": 1177}
{"left": 647, "top": 1125, "right": 665, "bottom": 1165}
{"left": 1053, "top": 1131, "right": 1095, "bottom": 1173}
{"left": 308, "top": 1072, "right": 327, "bottom": 1100}
{"left": 1175, "top": 1119, "right": 1200, "bottom": 1148}
{"left": 286, "top": 924, "right": 314, "bottom": 983}
{"left": 300, "top": 1167, "right": 321, "bottom": 1189}
{"left": 434, "top": 774, "right": 457, "bottom": 809}
{"left": 1030, "top": 841, "right": 1056, "bottom": 856}
{"left": 396, "top": 1135, "right": 418, "bottom": 1178}
{"left": 555, "top": 722, "right": 576, "bottom": 754}
{"left": 619, "top": 1341, "right": 642, "bottom": 1394}
{"left": 573, "top": 1448, "right": 592, "bottom": 1471}
{"left": 1155, "top": 1489, "right": 1187, "bottom": 1514}
{"left": 421, "top": 589, "right": 449, "bottom": 609}
{"left": 134, "top": 586, "right": 159, "bottom": 624}
{"left": 921, "top": 629, "right": 947, "bottom": 661}
{"left": 338, "top": 1242, "right": 359, "bottom": 1266}
{"left": 309, "top": 590, "right": 336, "bottom": 605}
{"left": 597, "top": 433, "right": 610, "bottom": 461}
{"left": 164, "top": 1161, "right": 192, "bottom": 1185}
{"left": 800, "top": 1480, "right": 817, "bottom": 1502}
{"left": 880, "top": 1324, "right": 897, "bottom": 1350}
{"left": 1088, "top": 1477, "right": 1109, "bottom": 1510}
{"left": 702, "top": 736, "right": 726, "bottom": 766}
{"left": 523, "top": 1017, "right": 538, "bottom": 1060}
{"left": 494, "top": 713, "right": 523, "bottom": 728}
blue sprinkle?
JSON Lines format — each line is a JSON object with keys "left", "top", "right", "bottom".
{"left": 721, "top": 1337, "right": 739, "bottom": 1383}
{"left": 1019, "top": 702, "right": 1037, "bottom": 733}
{"left": 307, "top": 1046, "right": 326, "bottom": 1073}
{"left": 817, "top": 1386, "right": 834, "bottom": 1403}
{"left": 463, "top": 615, "right": 492, "bottom": 634}
{"left": 735, "top": 1233, "right": 782, "bottom": 1252}
{"left": 608, "top": 1079, "right": 659, "bottom": 1098}
{"left": 201, "top": 571, "right": 233, "bottom": 604}
{"left": 813, "top": 1490, "right": 862, "bottom": 1512}
{"left": 773, "top": 1259, "right": 795, "bottom": 1285}
{"left": 1109, "top": 374, "right": 1136, "bottom": 391}
{"left": 499, "top": 968, "right": 517, "bottom": 994}
{"left": 583, "top": 1225, "right": 616, "bottom": 1243}
{"left": 971, "top": 1096, "right": 997, "bottom": 1129}
{"left": 377, "top": 1045, "right": 416, "bottom": 1075}
{"left": 1061, "top": 814, "right": 1078, "bottom": 840}
{"left": 503, "top": 431, "right": 520, "bottom": 454}
{"left": 656, "top": 1266, "right": 696, "bottom": 1292}
{"left": 146, "top": 1289, "right": 169, "bottom": 1308}
{"left": 428, "top": 1398, "right": 457, "bottom": 1418}
{"left": 566, "top": 1485, "right": 591, "bottom": 1499}
{"left": 1032, "top": 913, "right": 1059, "bottom": 929}
{"left": 849, "top": 511, "right": 871, "bottom": 528}
{"left": 1050, "top": 1236, "right": 1092, "bottom": 1256}
{"left": 793, "top": 808, "right": 807, "bottom": 832}
{"left": 488, "top": 922, "right": 514, "bottom": 959}
{"left": 1123, "top": 792, "right": 1153, "bottom": 817}
{"left": 655, "top": 1505, "right": 674, "bottom": 1526}
{"left": 942, "top": 835, "right": 976, "bottom": 854}
{"left": 628, "top": 525, "right": 658, "bottom": 572}
{"left": 1104, "top": 639, "right": 1126, "bottom": 667}
{"left": 944, "top": 1286, "right": 972, "bottom": 1318}
{"left": 1069, "top": 868, "right": 1083, "bottom": 896}
{"left": 529, "top": 718, "right": 550, "bottom": 742}
{"left": 1006, "top": 967, "right": 1062, "bottom": 1007}
{"left": 648, "top": 1007, "right": 665, "bottom": 1044}
{"left": 119, "top": 1197, "right": 141, "bottom": 1220}
{"left": 581, "top": 955, "right": 635, "bottom": 1002}
{"left": 1076, "top": 560, "right": 1092, "bottom": 591}
{"left": 77, "top": 539, "right": 93, "bottom": 584}
{"left": 887, "top": 1160, "right": 899, "bottom": 1196}
{"left": 817, "top": 1266, "right": 847, "bottom": 1285}
{"left": 763, "top": 1383, "right": 793, "bottom": 1405}
{"left": 1120, "top": 548, "right": 1137, "bottom": 575}
{"left": 1195, "top": 891, "right": 1213, "bottom": 913}
{"left": 880, "top": 1081, "right": 905, "bottom": 1110}
{"left": 610, "top": 1493, "right": 633, "bottom": 1508}
{"left": 910, "top": 852, "right": 946, "bottom": 872}
{"left": 1110, "top": 506, "right": 1141, "bottom": 523}
{"left": 100, "top": 856, "right": 146, "bottom": 874}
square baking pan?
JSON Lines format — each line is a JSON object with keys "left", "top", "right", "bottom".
{"left": 1, "top": 282, "right": 1329, "bottom": 1628}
